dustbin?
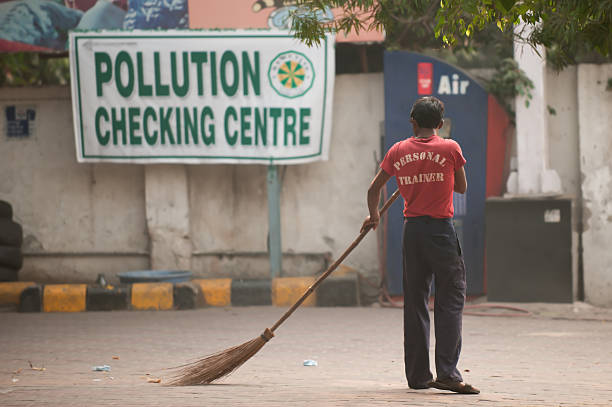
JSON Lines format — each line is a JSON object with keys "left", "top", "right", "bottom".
{"left": 485, "top": 197, "right": 573, "bottom": 302}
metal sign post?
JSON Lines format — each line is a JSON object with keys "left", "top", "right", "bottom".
{"left": 267, "top": 165, "right": 282, "bottom": 278}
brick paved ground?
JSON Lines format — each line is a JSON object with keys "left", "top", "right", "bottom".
{"left": 1, "top": 305, "right": 611, "bottom": 406}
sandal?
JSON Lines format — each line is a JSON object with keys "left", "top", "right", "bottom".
{"left": 431, "top": 379, "right": 480, "bottom": 394}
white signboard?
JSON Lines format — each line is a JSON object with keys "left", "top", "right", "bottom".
{"left": 69, "top": 30, "right": 335, "bottom": 164}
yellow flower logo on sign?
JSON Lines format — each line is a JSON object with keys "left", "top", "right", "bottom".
{"left": 268, "top": 51, "right": 315, "bottom": 98}
{"left": 278, "top": 60, "right": 305, "bottom": 89}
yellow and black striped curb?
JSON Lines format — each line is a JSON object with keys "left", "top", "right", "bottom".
{"left": 0, "top": 275, "right": 359, "bottom": 312}
{"left": 0, "top": 282, "right": 37, "bottom": 307}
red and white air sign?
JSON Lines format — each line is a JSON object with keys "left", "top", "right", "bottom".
{"left": 417, "top": 62, "right": 433, "bottom": 95}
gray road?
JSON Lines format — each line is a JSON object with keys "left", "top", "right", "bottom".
{"left": 1, "top": 306, "right": 611, "bottom": 406}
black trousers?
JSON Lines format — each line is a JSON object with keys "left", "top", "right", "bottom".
{"left": 402, "top": 216, "right": 466, "bottom": 388}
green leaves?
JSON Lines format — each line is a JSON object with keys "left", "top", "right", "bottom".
{"left": 2, "top": 0, "right": 609, "bottom": 87}
{"left": 485, "top": 58, "right": 534, "bottom": 118}
{"left": 291, "top": 0, "right": 611, "bottom": 71}
{"left": 0, "top": 53, "right": 70, "bottom": 87}
{"left": 496, "top": 0, "right": 516, "bottom": 12}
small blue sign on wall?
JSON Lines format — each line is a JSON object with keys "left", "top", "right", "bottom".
{"left": 5, "top": 105, "right": 36, "bottom": 138}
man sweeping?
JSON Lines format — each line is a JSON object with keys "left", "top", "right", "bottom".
{"left": 361, "top": 96, "right": 479, "bottom": 394}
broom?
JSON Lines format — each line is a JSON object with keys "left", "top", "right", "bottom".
{"left": 169, "top": 189, "right": 401, "bottom": 386}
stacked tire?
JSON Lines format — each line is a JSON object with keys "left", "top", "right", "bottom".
{"left": 0, "top": 200, "right": 23, "bottom": 281}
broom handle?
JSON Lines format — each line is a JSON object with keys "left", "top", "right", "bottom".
{"left": 270, "top": 188, "right": 401, "bottom": 333}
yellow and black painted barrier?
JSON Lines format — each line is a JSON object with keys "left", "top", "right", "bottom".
{"left": 0, "top": 274, "right": 359, "bottom": 312}
{"left": 0, "top": 281, "right": 36, "bottom": 307}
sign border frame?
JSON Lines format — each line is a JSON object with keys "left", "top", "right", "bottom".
{"left": 71, "top": 32, "right": 330, "bottom": 164}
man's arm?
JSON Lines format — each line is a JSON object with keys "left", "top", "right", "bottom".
{"left": 360, "top": 169, "right": 392, "bottom": 233}
{"left": 454, "top": 166, "right": 467, "bottom": 194}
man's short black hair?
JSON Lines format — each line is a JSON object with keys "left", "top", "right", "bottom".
{"left": 410, "top": 96, "right": 445, "bottom": 128}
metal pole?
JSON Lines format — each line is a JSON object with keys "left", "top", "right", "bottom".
{"left": 267, "top": 165, "right": 282, "bottom": 278}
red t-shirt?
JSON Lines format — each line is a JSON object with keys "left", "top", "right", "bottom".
{"left": 380, "top": 135, "right": 466, "bottom": 218}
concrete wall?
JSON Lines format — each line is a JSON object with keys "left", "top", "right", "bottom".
{"left": 189, "top": 73, "right": 385, "bottom": 279}
{"left": 506, "top": 62, "right": 582, "bottom": 299}
{"left": 514, "top": 35, "right": 558, "bottom": 195}
{"left": 547, "top": 67, "right": 581, "bottom": 201}
{"left": 492, "top": 57, "right": 608, "bottom": 304}
{"left": 6, "top": 67, "right": 610, "bottom": 307}
{"left": 0, "top": 87, "right": 149, "bottom": 283}
{"left": 578, "top": 64, "right": 612, "bottom": 307}
{"left": 545, "top": 66, "right": 582, "bottom": 298}
{"left": 0, "top": 74, "right": 385, "bottom": 285}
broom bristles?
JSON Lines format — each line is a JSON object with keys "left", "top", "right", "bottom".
{"left": 169, "top": 328, "right": 274, "bottom": 386}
